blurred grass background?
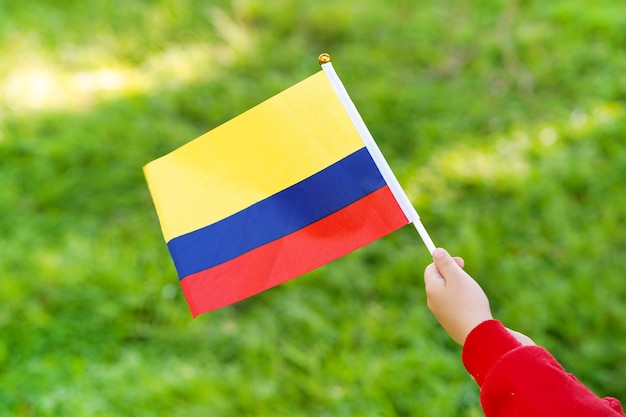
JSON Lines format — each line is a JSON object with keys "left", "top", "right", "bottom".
{"left": 1, "top": 0, "right": 626, "bottom": 415}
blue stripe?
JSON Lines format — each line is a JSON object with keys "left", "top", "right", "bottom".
{"left": 167, "top": 147, "right": 386, "bottom": 279}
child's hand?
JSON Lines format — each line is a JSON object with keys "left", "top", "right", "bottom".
{"left": 424, "top": 248, "right": 493, "bottom": 345}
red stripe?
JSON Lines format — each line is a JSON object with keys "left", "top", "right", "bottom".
{"left": 180, "top": 186, "right": 408, "bottom": 316}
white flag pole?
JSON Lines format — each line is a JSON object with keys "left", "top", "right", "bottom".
{"left": 319, "top": 54, "right": 436, "bottom": 254}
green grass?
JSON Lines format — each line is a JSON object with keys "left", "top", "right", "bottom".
{"left": 1, "top": 0, "right": 626, "bottom": 415}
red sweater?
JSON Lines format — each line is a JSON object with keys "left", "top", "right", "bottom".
{"left": 462, "top": 320, "right": 625, "bottom": 417}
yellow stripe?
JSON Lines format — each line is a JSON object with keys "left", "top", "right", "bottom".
{"left": 144, "top": 70, "right": 364, "bottom": 242}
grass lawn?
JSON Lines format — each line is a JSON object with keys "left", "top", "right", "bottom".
{"left": 1, "top": 0, "right": 625, "bottom": 415}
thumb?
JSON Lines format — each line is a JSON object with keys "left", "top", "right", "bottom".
{"left": 432, "top": 248, "right": 465, "bottom": 281}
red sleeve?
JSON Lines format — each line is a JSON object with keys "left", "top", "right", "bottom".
{"left": 462, "top": 320, "right": 624, "bottom": 417}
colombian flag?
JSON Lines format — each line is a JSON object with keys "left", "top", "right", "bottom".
{"left": 144, "top": 57, "right": 434, "bottom": 316}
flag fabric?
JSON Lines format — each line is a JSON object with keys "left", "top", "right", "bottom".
{"left": 144, "top": 58, "right": 434, "bottom": 317}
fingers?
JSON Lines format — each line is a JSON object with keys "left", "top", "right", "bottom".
{"left": 432, "top": 248, "right": 466, "bottom": 281}
{"left": 424, "top": 251, "right": 465, "bottom": 288}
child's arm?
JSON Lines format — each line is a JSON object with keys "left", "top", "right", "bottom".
{"left": 424, "top": 248, "right": 625, "bottom": 417}
{"left": 463, "top": 319, "right": 624, "bottom": 417}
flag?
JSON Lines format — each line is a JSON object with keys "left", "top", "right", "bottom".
{"left": 144, "top": 55, "right": 435, "bottom": 316}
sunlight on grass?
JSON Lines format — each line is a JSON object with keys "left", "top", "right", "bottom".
{"left": 1, "top": 44, "right": 223, "bottom": 114}
{"left": 568, "top": 102, "right": 625, "bottom": 135}
{"left": 0, "top": 6, "right": 256, "bottom": 115}
{"left": 406, "top": 132, "right": 533, "bottom": 203}
{"left": 3, "top": 66, "right": 146, "bottom": 112}
{"left": 406, "top": 100, "right": 625, "bottom": 204}
{"left": 435, "top": 138, "right": 532, "bottom": 186}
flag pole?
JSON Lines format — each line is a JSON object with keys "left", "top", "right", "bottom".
{"left": 318, "top": 53, "right": 436, "bottom": 254}
{"left": 413, "top": 219, "right": 436, "bottom": 254}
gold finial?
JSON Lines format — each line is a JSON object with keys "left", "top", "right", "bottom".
{"left": 318, "top": 53, "right": 331, "bottom": 65}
